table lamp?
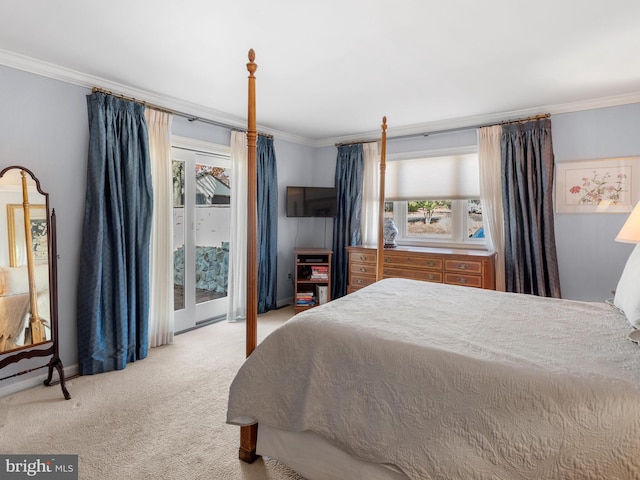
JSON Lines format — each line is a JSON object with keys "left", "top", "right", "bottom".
{"left": 614, "top": 201, "right": 640, "bottom": 337}
{"left": 615, "top": 201, "right": 640, "bottom": 243}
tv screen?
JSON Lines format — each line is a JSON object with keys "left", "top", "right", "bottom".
{"left": 286, "top": 186, "right": 337, "bottom": 217}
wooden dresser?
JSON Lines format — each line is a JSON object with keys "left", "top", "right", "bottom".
{"left": 346, "top": 245, "right": 496, "bottom": 293}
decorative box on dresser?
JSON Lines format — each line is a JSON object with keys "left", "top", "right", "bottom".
{"left": 346, "top": 245, "right": 496, "bottom": 293}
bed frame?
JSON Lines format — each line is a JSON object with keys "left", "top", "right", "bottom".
{"left": 238, "top": 49, "right": 388, "bottom": 462}
{"left": 239, "top": 48, "right": 259, "bottom": 463}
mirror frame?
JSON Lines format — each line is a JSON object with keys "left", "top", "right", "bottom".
{"left": 0, "top": 165, "right": 70, "bottom": 399}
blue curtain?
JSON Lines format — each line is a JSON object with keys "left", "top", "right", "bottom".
{"left": 501, "top": 118, "right": 561, "bottom": 297}
{"left": 77, "top": 93, "right": 153, "bottom": 375}
{"left": 331, "top": 144, "right": 364, "bottom": 300}
{"left": 257, "top": 135, "right": 278, "bottom": 313}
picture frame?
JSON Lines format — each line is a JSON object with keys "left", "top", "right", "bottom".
{"left": 7, "top": 204, "right": 48, "bottom": 267}
{"left": 555, "top": 157, "right": 640, "bottom": 214}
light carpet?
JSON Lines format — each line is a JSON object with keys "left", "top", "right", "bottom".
{"left": 0, "top": 306, "right": 305, "bottom": 480}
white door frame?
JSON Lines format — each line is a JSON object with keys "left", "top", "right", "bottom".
{"left": 172, "top": 136, "right": 231, "bottom": 333}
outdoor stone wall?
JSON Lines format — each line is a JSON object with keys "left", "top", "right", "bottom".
{"left": 173, "top": 242, "right": 229, "bottom": 294}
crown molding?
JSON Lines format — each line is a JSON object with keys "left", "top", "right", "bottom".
{"left": 2, "top": 48, "right": 640, "bottom": 149}
{"left": 0, "top": 48, "right": 314, "bottom": 146}
{"left": 314, "top": 92, "right": 640, "bottom": 147}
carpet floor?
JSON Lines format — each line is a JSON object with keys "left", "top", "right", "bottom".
{"left": 0, "top": 306, "right": 305, "bottom": 480}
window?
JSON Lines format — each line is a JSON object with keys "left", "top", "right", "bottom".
{"left": 385, "top": 149, "right": 485, "bottom": 247}
{"left": 386, "top": 199, "right": 484, "bottom": 245}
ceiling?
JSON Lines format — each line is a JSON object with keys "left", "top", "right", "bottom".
{"left": 2, "top": 0, "right": 640, "bottom": 145}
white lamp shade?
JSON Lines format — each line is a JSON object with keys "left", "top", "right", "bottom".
{"left": 616, "top": 201, "right": 640, "bottom": 243}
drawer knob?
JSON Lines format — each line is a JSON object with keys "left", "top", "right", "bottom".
{"left": 427, "top": 261, "right": 436, "bottom": 267}
{"left": 384, "top": 258, "right": 391, "bottom": 263}
{"left": 384, "top": 269, "right": 391, "bottom": 275}
{"left": 360, "top": 267, "right": 367, "bottom": 272}
{"left": 356, "top": 279, "right": 363, "bottom": 284}
{"left": 359, "top": 255, "right": 367, "bottom": 261}
{"left": 458, "top": 263, "right": 467, "bottom": 270}
{"left": 426, "top": 274, "right": 435, "bottom": 280}
{"left": 458, "top": 277, "right": 467, "bottom": 283}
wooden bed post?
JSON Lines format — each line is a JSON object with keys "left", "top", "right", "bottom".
{"left": 20, "top": 170, "right": 45, "bottom": 343}
{"left": 239, "top": 48, "right": 259, "bottom": 463}
{"left": 376, "top": 116, "right": 387, "bottom": 281}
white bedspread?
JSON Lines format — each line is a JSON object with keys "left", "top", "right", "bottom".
{"left": 227, "top": 278, "right": 640, "bottom": 479}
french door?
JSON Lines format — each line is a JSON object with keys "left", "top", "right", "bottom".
{"left": 172, "top": 139, "right": 231, "bottom": 333}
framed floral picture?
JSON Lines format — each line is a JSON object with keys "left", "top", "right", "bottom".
{"left": 555, "top": 157, "right": 640, "bottom": 213}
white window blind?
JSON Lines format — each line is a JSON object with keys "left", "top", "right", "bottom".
{"left": 385, "top": 153, "right": 480, "bottom": 201}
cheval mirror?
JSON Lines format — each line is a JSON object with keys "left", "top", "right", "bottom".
{"left": 0, "top": 166, "right": 70, "bottom": 399}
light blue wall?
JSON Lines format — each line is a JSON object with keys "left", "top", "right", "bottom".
{"left": 274, "top": 139, "right": 332, "bottom": 304}
{"left": 0, "top": 65, "right": 88, "bottom": 385}
{"left": 1, "top": 62, "right": 639, "bottom": 394}
{"left": 553, "top": 104, "right": 640, "bottom": 301}
{"left": 172, "top": 116, "right": 231, "bottom": 145}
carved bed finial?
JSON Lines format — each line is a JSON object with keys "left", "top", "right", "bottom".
{"left": 382, "top": 116, "right": 387, "bottom": 131}
{"left": 247, "top": 49, "right": 257, "bottom": 76}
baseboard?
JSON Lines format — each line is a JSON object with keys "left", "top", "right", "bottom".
{"left": 277, "top": 297, "right": 293, "bottom": 309}
{"left": 0, "top": 363, "right": 79, "bottom": 398}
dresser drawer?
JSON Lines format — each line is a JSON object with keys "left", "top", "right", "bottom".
{"left": 444, "top": 259, "right": 482, "bottom": 275}
{"left": 347, "top": 246, "right": 496, "bottom": 293}
{"left": 350, "top": 262, "right": 377, "bottom": 276}
{"left": 350, "top": 251, "right": 377, "bottom": 265}
{"left": 384, "top": 254, "right": 442, "bottom": 270}
{"left": 349, "top": 274, "right": 377, "bottom": 290}
{"left": 383, "top": 267, "right": 443, "bottom": 283}
{"left": 444, "top": 272, "right": 483, "bottom": 288}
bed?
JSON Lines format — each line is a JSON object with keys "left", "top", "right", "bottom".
{"left": 229, "top": 277, "right": 640, "bottom": 479}
{"left": 229, "top": 49, "right": 640, "bottom": 479}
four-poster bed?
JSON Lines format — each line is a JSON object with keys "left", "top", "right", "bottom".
{"left": 238, "top": 48, "right": 259, "bottom": 464}
{"left": 230, "top": 50, "right": 640, "bottom": 479}
{"left": 237, "top": 49, "right": 394, "bottom": 465}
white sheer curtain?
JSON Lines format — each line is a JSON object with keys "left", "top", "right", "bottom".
{"left": 226, "top": 131, "right": 248, "bottom": 322}
{"left": 478, "top": 125, "right": 505, "bottom": 291}
{"left": 145, "top": 108, "right": 174, "bottom": 346}
{"left": 361, "top": 141, "right": 380, "bottom": 245}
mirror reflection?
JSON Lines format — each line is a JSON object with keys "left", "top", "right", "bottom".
{"left": 0, "top": 168, "right": 51, "bottom": 354}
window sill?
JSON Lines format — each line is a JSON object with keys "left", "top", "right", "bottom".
{"left": 395, "top": 239, "right": 488, "bottom": 251}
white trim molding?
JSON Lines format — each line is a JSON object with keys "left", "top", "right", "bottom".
{"left": 0, "top": 48, "right": 312, "bottom": 147}
{"left": 3, "top": 48, "right": 640, "bottom": 148}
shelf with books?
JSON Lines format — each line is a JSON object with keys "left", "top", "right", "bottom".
{"left": 294, "top": 248, "right": 332, "bottom": 313}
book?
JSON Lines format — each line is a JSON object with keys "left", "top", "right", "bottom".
{"left": 310, "top": 266, "right": 329, "bottom": 280}
{"left": 296, "top": 291, "right": 315, "bottom": 305}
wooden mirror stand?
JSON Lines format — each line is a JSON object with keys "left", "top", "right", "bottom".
{"left": 0, "top": 166, "right": 70, "bottom": 400}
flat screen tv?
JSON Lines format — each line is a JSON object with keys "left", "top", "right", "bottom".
{"left": 286, "top": 186, "right": 337, "bottom": 217}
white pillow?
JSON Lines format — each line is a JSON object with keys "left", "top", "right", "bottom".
{"left": 614, "top": 243, "right": 640, "bottom": 327}
{"left": 0, "top": 264, "right": 49, "bottom": 295}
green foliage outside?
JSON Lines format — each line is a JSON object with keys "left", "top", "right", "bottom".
{"left": 409, "top": 200, "right": 451, "bottom": 223}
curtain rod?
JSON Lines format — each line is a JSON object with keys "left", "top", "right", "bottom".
{"left": 499, "top": 113, "right": 550, "bottom": 125}
{"left": 418, "top": 113, "right": 551, "bottom": 138}
{"left": 91, "top": 87, "right": 273, "bottom": 138}
{"left": 231, "top": 128, "right": 274, "bottom": 139}
{"left": 334, "top": 113, "right": 551, "bottom": 146}
{"left": 335, "top": 139, "right": 378, "bottom": 147}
